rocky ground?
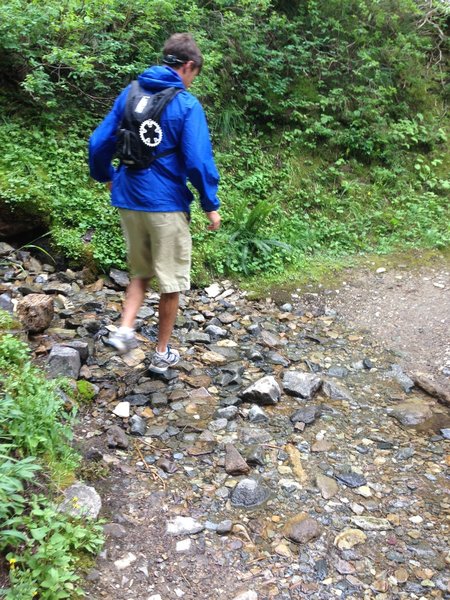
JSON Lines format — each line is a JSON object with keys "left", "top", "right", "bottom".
{"left": 1, "top": 243, "right": 449, "bottom": 600}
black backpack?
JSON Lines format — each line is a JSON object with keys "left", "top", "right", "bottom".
{"left": 116, "top": 81, "right": 181, "bottom": 170}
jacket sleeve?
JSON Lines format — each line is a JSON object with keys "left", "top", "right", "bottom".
{"left": 180, "top": 101, "right": 220, "bottom": 212}
{"left": 88, "top": 87, "right": 129, "bottom": 183}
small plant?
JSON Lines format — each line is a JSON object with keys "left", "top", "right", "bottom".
{"left": 0, "top": 310, "right": 18, "bottom": 331}
{"left": 225, "top": 199, "right": 292, "bottom": 275}
{"left": 4, "top": 498, "right": 104, "bottom": 600}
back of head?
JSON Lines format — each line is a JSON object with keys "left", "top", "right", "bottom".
{"left": 162, "top": 33, "right": 203, "bottom": 73}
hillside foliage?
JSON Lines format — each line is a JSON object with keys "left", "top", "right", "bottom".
{"left": 0, "top": 0, "right": 449, "bottom": 280}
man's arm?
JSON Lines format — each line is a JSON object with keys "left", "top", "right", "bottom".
{"left": 180, "top": 101, "right": 220, "bottom": 220}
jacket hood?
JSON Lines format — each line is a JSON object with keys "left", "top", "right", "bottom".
{"left": 137, "top": 65, "right": 185, "bottom": 91}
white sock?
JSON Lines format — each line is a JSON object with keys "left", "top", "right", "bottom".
{"left": 156, "top": 346, "right": 168, "bottom": 356}
{"left": 118, "top": 326, "right": 134, "bottom": 339}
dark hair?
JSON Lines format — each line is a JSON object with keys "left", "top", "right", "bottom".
{"left": 162, "top": 33, "right": 203, "bottom": 72}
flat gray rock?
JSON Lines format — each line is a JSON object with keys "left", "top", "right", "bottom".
{"left": 282, "top": 371, "right": 322, "bottom": 399}
{"left": 388, "top": 399, "right": 433, "bottom": 426}
{"left": 166, "top": 516, "right": 204, "bottom": 536}
{"left": 240, "top": 375, "right": 281, "bottom": 405}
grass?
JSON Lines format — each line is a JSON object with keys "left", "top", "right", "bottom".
{"left": 240, "top": 247, "right": 450, "bottom": 300}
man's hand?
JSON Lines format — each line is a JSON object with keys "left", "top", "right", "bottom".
{"left": 206, "top": 211, "right": 221, "bottom": 231}
{"left": 106, "top": 182, "right": 112, "bottom": 192}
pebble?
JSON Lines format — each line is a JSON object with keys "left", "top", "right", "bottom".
{"left": 334, "top": 529, "right": 367, "bottom": 550}
{"left": 114, "top": 552, "right": 137, "bottom": 570}
{"left": 316, "top": 474, "right": 338, "bottom": 499}
{"left": 166, "top": 516, "right": 204, "bottom": 536}
{"left": 230, "top": 478, "right": 270, "bottom": 507}
{"left": 112, "top": 402, "right": 130, "bottom": 418}
{"left": 283, "top": 513, "right": 322, "bottom": 544}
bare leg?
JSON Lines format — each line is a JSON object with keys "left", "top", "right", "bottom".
{"left": 121, "top": 277, "right": 149, "bottom": 329}
{"left": 157, "top": 292, "right": 179, "bottom": 353}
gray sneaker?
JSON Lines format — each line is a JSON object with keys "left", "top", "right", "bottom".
{"left": 149, "top": 346, "right": 180, "bottom": 373}
{"left": 103, "top": 330, "right": 137, "bottom": 354}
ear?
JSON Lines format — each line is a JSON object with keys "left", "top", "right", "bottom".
{"left": 184, "top": 60, "right": 196, "bottom": 72}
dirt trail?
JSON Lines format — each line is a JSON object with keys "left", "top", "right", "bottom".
{"left": 315, "top": 255, "right": 450, "bottom": 386}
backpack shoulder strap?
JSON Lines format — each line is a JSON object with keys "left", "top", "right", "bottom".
{"left": 123, "top": 80, "right": 140, "bottom": 121}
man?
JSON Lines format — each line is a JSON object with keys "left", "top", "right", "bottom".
{"left": 89, "top": 33, "right": 220, "bottom": 372}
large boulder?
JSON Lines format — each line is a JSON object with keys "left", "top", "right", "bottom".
{"left": 17, "top": 294, "right": 54, "bottom": 333}
{"left": 47, "top": 345, "right": 81, "bottom": 379}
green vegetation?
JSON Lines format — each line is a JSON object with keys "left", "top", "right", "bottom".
{"left": 0, "top": 0, "right": 448, "bottom": 281}
{"left": 0, "top": 329, "right": 104, "bottom": 598}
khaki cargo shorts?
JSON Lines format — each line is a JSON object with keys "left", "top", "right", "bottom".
{"left": 119, "top": 209, "right": 192, "bottom": 293}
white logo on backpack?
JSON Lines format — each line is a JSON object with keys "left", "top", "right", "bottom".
{"left": 135, "top": 96, "right": 151, "bottom": 114}
{"left": 139, "top": 119, "right": 163, "bottom": 147}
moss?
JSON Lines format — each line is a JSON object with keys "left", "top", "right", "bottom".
{"left": 76, "top": 380, "right": 96, "bottom": 404}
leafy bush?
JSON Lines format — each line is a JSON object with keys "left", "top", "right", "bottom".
{"left": 0, "top": 334, "right": 104, "bottom": 598}
{"left": 0, "top": 0, "right": 448, "bottom": 278}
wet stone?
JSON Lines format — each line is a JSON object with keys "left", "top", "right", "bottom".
{"left": 326, "top": 366, "right": 349, "bottom": 378}
{"left": 314, "top": 558, "right": 328, "bottom": 581}
{"left": 322, "top": 380, "right": 353, "bottom": 401}
{"left": 230, "top": 478, "right": 270, "bottom": 507}
{"left": 291, "top": 404, "right": 322, "bottom": 425}
{"left": 216, "top": 405, "right": 239, "bottom": 420}
{"left": 204, "top": 324, "right": 228, "bottom": 339}
{"left": 156, "top": 458, "right": 177, "bottom": 473}
{"left": 247, "top": 405, "right": 269, "bottom": 424}
{"left": 137, "top": 305, "right": 155, "bottom": 319}
{"left": 42, "top": 282, "right": 73, "bottom": 295}
{"left": 185, "top": 331, "right": 211, "bottom": 344}
{"left": 109, "top": 268, "right": 130, "bottom": 289}
{"left": 239, "top": 427, "right": 273, "bottom": 445}
{"left": 389, "top": 364, "right": 415, "bottom": 393}
{"left": 217, "top": 519, "right": 233, "bottom": 535}
{"left": 245, "top": 445, "right": 265, "bottom": 466}
{"left": 150, "top": 392, "right": 169, "bottom": 407}
{"left": 265, "top": 351, "right": 289, "bottom": 367}
{"left": 396, "top": 447, "right": 415, "bottom": 460}
{"left": 129, "top": 415, "right": 146, "bottom": 436}
{"left": 209, "top": 418, "right": 228, "bottom": 432}
{"left": 334, "top": 469, "right": 367, "bottom": 488}
{"left": 124, "top": 394, "right": 149, "bottom": 406}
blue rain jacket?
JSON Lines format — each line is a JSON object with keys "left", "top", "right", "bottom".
{"left": 89, "top": 66, "right": 220, "bottom": 213}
